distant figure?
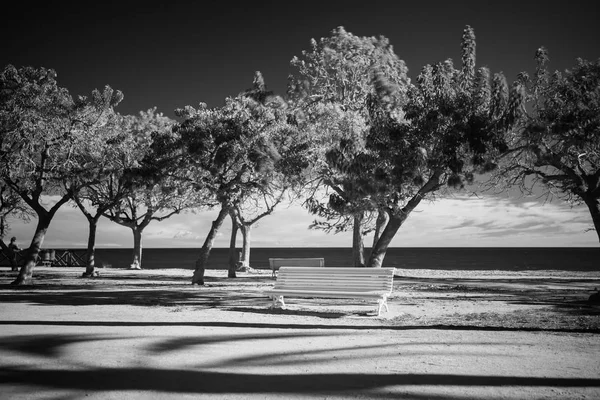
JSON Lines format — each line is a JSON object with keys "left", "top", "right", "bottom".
{"left": 8, "top": 237, "right": 21, "bottom": 271}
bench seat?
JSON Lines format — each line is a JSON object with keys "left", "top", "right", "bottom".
{"left": 264, "top": 267, "right": 395, "bottom": 316}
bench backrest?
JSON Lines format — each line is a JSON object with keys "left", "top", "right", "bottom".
{"left": 269, "top": 258, "right": 325, "bottom": 268}
{"left": 274, "top": 267, "right": 395, "bottom": 294}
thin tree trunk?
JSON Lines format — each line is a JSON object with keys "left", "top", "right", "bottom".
{"left": 368, "top": 170, "right": 443, "bottom": 268}
{"left": 12, "top": 216, "right": 51, "bottom": 285}
{"left": 82, "top": 218, "right": 99, "bottom": 277}
{"left": 192, "top": 205, "right": 229, "bottom": 285}
{"left": 352, "top": 212, "right": 365, "bottom": 267}
{"left": 372, "top": 209, "right": 389, "bottom": 248}
{"left": 131, "top": 228, "right": 143, "bottom": 269}
{"left": 583, "top": 194, "right": 600, "bottom": 244}
{"left": 240, "top": 223, "right": 252, "bottom": 268}
{"left": 367, "top": 213, "right": 406, "bottom": 268}
{"left": 228, "top": 209, "right": 238, "bottom": 278}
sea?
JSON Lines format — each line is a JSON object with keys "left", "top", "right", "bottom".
{"left": 92, "top": 247, "right": 600, "bottom": 271}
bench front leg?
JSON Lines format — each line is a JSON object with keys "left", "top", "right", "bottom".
{"left": 376, "top": 296, "right": 389, "bottom": 316}
{"left": 270, "top": 295, "right": 285, "bottom": 309}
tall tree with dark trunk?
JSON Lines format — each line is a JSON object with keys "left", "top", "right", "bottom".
{"left": 489, "top": 51, "right": 600, "bottom": 243}
{"left": 288, "top": 26, "right": 409, "bottom": 266}
{"left": 66, "top": 105, "right": 132, "bottom": 277}
{"left": 0, "top": 65, "right": 122, "bottom": 284}
{"left": 175, "top": 72, "right": 307, "bottom": 284}
{"left": 360, "top": 26, "right": 521, "bottom": 267}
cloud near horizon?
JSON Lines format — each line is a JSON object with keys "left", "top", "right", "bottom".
{"left": 5, "top": 194, "right": 597, "bottom": 249}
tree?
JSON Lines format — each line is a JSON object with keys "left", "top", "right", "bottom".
{"left": 0, "top": 65, "right": 122, "bottom": 284}
{"left": 225, "top": 72, "right": 307, "bottom": 277}
{"left": 230, "top": 182, "right": 288, "bottom": 275}
{"left": 491, "top": 51, "right": 600, "bottom": 242}
{"left": 101, "top": 109, "right": 194, "bottom": 269}
{"left": 288, "top": 26, "right": 409, "bottom": 266}
{"left": 361, "top": 25, "right": 520, "bottom": 267}
{"left": 58, "top": 97, "right": 133, "bottom": 277}
{"left": 175, "top": 72, "right": 306, "bottom": 284}
{"left": 70, "top": 112, "right": 139, "bottom": 277}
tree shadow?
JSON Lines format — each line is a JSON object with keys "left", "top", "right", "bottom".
{"left": 0, "top": 288, "right": 268, "bottom": 308}
{"left": 1, "top": 320, "right": 597, "bottom": 333}
{"left": 1, "top": 367, "right": 598, "bottom": 398}
{"left": 0, "top": 334, "right": 128, "bottom": 357}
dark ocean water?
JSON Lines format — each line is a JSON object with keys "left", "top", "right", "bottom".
{"left": 93, "top": 247, "right": 600, "bottom": 271}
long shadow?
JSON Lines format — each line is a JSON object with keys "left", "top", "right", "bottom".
{"left": 1, "top": 320, "right": 598, "bottom": 333}
{"left": 1, "top": 367, "right": 599, "bottom": 396}
{"left": 0, "top": 334, "right": 129, "bottom": 357}
{"left": 0, "top": 289, "right": 268, "bottom": 307}
{"left": 0, "top": 332, "right": 342, "bottom": 359}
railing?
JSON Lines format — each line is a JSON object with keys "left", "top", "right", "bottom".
{"left": 0, "top": 248, "right": 87, "bottom": 268}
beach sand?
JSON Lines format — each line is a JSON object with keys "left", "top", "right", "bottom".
{"left": 1, "top": 266, "right": 599, "bottom": 399}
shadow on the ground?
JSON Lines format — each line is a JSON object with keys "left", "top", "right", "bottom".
{"left": 0, "top": 334, "right": 131, "bottom": 357}
{"left": 0, "top": 332, "right": 342, "bottom": 358}
{"left": 1, "top": 367, "right": 599, "bottom": 399}
{"left": 1, "top": 320, "right": 598, "bottom": 333}
{"left": 0, "top": 288, "right": 269, "bottom": 308}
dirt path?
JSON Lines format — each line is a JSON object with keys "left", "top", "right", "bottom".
{"left": 1, "top": 267, "right": 599, "bottom": 399}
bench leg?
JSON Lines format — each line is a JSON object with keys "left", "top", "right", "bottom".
{"left": 270, "top": 296, "right": 285, "bottom": 309}
{"left": 376, "top": 297, "right": 389, "bottom": 316}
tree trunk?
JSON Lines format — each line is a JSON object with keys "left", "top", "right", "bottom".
{"left": 367, "top": 213, "right": 407, "bottom": 268}
{"left": 352, "top": 212, "right": 365, "bottom": 267}
{"left": 372, "top": 209, "right": 389, "bottom": 248}
{"left": 82, "top": 218, "right": 99, "bottom": 277}
{"left": 240, "top": 223, "right": 252, "bottom": 268}
{"left": 368, "top": 170, "right": 442, "bottom": 268}
{"left": 583, "top": 194, "right": 600, "bottom": 244}
{"left": 130, "top": 228, "right": 143, "bottom": 269}
{"left": 228, "top": 209, "right": 238, "bottom": 278}
{"left": 192, "top": 205, "right": 229, "bottom": 285}
{"left": 12, "top": 216, "right": 51, "bottom": 285}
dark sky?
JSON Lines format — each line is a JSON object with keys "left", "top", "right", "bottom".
{"left": 2, "top": 1, "right": 599, "bottom": 119}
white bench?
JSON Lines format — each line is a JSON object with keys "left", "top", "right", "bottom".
{"left": 264, "top": 266, "right": 395, "bottom": 316}
{"left": 268, "top": 257, "right": 324, "bottom": 278}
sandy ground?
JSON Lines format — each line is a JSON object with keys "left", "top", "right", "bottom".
{"left": 0, "top": 266, "right": 599, "bottom": 400}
